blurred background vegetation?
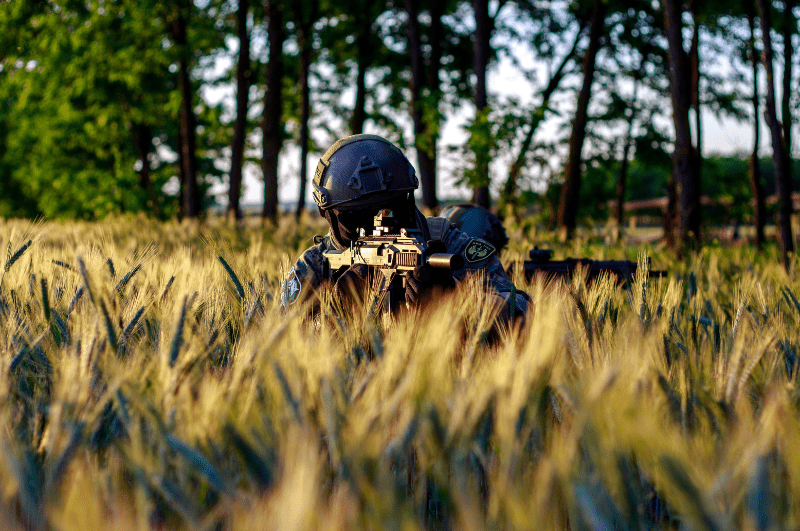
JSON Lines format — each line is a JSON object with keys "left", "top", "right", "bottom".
{"left": 1, "top": 0, "right": 798, "bottom": 248}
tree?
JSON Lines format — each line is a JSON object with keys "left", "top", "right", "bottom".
{"left": 615, "top": 72, "right": 644, "bottom": 228}
{"left": 406, "top": 0, "right": 441, "bottom": 210}
{"left": 348, "top": 0, "right": 387, "bottom": 134}
{"left": 229, "top": 0, "right": 252, "bottom": 220}
{"left": 0, "top": 0, "right": 199, "bottom": 219}
{"left": 132, "top": 123, "right": 163, "bottom": 219}
{"left": 471, "top": 0, "right": 492, "bottom": 208}
{"left": 745, "top": 0, "right": 765, "bottom": 247}
{"left": 315, "top": 0, "right": 404, "bottom": 141}
{"left": 261, "top": 0, "right": 285, "bottom": 222}
{"left": 604, "top": 1, "right": 669, "bottom": 230}
{"left": 497, "top": 5, "right": 585, "bottom": 214}
{"left": 662, "top": 0, "right": 701, "bottom": 249}
{"left": 782, "top": 0, "right": 795, "bottom": 159}
{"left": 168, "top": 0, "right": 202, "bottom": 218}
{"left": 294, "top": 0, "right": 320, "bottom": 220}
{"left": 758, "top": 0, "right": 793, "bottom": 268}
{"left": 557, "top": 0, "right": 606, "bottom": 238}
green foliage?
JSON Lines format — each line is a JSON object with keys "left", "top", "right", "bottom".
{"left": 0, "top": 0, "right": 794, "bottom": 224}
{"left": 0, "top": 0, "right": 228, "bottom": 220}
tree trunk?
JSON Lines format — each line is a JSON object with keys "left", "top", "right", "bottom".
{"left": 747, "top": 0, "right": 765, "bottom": 247}
{"left": 664, "top": 173, "right": 677, "bottom": 247}
{"left": 689, "top": 0, "right": 702, "bottom": 213}
{"left": 557, "top": 0, "right": 605, "bottom": 238}
{"left": 500, "top": 26, "right": 582, "bottom": 211}
{"left": 405, "top": 0, "right": 437, "bottom": 210}
{"left": 782, "top": 0, "right": 795, "bottom": 156}
{"left": 177, "top": 147, "right": 186, "bottom": 219}
{"left": 261, "top": 0, "right": 284, "bottom": 222}
{"left": 350, "top": 2, "right": 369, "bottom": 135}
{"left": 471, "top": 0, "right": 490, "bottom": 208}
{"left": 616, "top": 106, "right": 638, "bottom": 228}
{"left": 172, "top": 2, "right": 200, "bottom": 218}
{"left": 616, "top": 139, "right": 631, "bottom": 228}
{"left": 427, "top": 0, "right": 444, "bottom": 99}
{"left": 229, "top": 0, "right": 251, "bottom": 221}
{"left": 424, "top": 0, "right": 444, "bottom": 211}
{"left": 294, "top": 0, "right": 317, "bottom": 220}
{"left": 351, "top": 53, "right": 367, "bottom": 135}
{"left": 758, "top": 0, "right": 794, "bottom": 269}
{"left": 662, "top": 0, "right": 699, "bottom": 250}
{"left": 132, "top": 123, "right": 161, "bottom": 218}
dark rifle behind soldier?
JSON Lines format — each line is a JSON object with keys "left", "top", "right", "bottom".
{"left": 440, "top": 203, "right": 666, "bottom": 284}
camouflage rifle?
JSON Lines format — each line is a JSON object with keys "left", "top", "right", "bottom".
{"left": 510, "top": 248, "right": 666, "bottom": 283}
{"left": 323, "top": 210, "right": 464, "bottom": 314}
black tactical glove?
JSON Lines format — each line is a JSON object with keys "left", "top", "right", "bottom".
{"left": 334, "top": 264, "right": 372, "bottom": 304}
{"left": 405, "top": 264, "right": 456, "bottom": 305}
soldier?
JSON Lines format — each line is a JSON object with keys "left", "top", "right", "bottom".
{"left": 439, "top": 203, "right": 509, "bottom": 255}
{"left": 280, "top": 134, "right": 529, "bottom": 321}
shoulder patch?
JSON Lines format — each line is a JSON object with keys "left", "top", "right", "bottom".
{"left": 463, "top": 238, "right": 495, "bottom": 263}
{"left": 281, "top": 266, "right": 302, "bottom": 307}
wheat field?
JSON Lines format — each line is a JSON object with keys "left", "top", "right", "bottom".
{"left": 0, "top": 214, "right": 798, "bottom": 530}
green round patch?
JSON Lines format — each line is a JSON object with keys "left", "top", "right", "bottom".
{"left": 463, "top": 238, "right": 495, "bottom": 263}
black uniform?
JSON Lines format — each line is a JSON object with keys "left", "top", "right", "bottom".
{"left": 281, "top": 210, "right": 529, "bottom": 316}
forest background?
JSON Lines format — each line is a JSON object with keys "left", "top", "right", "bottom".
{"left": 1, "top": 0, "right": 799, "bottom": 257}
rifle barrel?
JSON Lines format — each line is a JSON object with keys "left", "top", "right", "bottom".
{"left": 428, "top": 253, "right": 464, "bottom": 269}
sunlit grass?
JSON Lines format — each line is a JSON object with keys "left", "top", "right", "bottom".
{"left": 1, "top": 214, "right": 799, "bottom": 530}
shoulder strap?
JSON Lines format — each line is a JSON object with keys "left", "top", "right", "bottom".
{"left": 425, "top": 216, "right": 454, "bottom": 242}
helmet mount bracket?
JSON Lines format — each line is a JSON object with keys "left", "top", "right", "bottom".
{"left": 347, "top": 156, "right": 386, "bottom": 194}
{"left": 312, "top": 134, "right": 418, "bottom": 210}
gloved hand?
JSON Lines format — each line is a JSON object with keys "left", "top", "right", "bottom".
{"left": 334, "top": 264, "right": 372, "bottom": 304}
{"left": 405, "top": 264, "right": 456, "bottom": 305}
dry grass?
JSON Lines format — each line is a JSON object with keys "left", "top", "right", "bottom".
{"left": 0, "top": 214, "right": 799, "bottom": 530}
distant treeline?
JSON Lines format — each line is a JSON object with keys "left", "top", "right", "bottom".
{"left": 0, "top": 1, "right": 797, "bottom": 254}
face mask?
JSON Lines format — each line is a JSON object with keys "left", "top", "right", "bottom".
{"left": 326, "top": 196, "right": 415, "bottom": 246}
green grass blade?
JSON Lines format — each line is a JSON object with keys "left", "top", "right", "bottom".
{"left": 273, "top": 363, "right": 302, "bottom": 422}
{"left": 168, "top": 296, "right": 188, "bottom": 367}
{"left": 4, "top": 239, "right": 32, "bottom": 272}
{"left": 77, "top": 257, "right": 96, "bottom": 305}
{"left": 166, "top": 435, "right": 230, "bottom": 495}
{"left": 99, "top": 300, "right": 118, "bottom": 352}
{"left": 44, "top": 422, "right": 84, "bottom": 495}
{"left": 67, "top": 287, "right": 84, "bottom": 317}
{"left": 160, "top": 275, "right": 175, "bottom": 303}
{"left": 114, "top": 264, "right": 141, "bottom": 293}
{"left": 223, "top": 424, "right": 274, "bottom": 490}
{"left": 782, "top": 286, "right": 800, "bottom": 318}
{"left": 40, "top": 278, "right": 50, "bottom": 322}
{"left": 218, "top": 256, "right": 245, "bottom": 302}
{"left": 51, "top": 260, "right": 74, "bottom": 271}
{"left": 51, "top": 309, "right": 70, "bottom": 346}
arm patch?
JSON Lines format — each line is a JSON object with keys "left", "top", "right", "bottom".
{"left": 463, "top": 238, "right": 496, "bottom": 263}
{"left": 281, "top": 266, "right": 302, "bottom": 307}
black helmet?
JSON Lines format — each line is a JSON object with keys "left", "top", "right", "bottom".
{"left": 440, "top": 203, "right": 509, "bottom": 254}
{"left": 312, "top": 134, "right": 419, "bottom": 210}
